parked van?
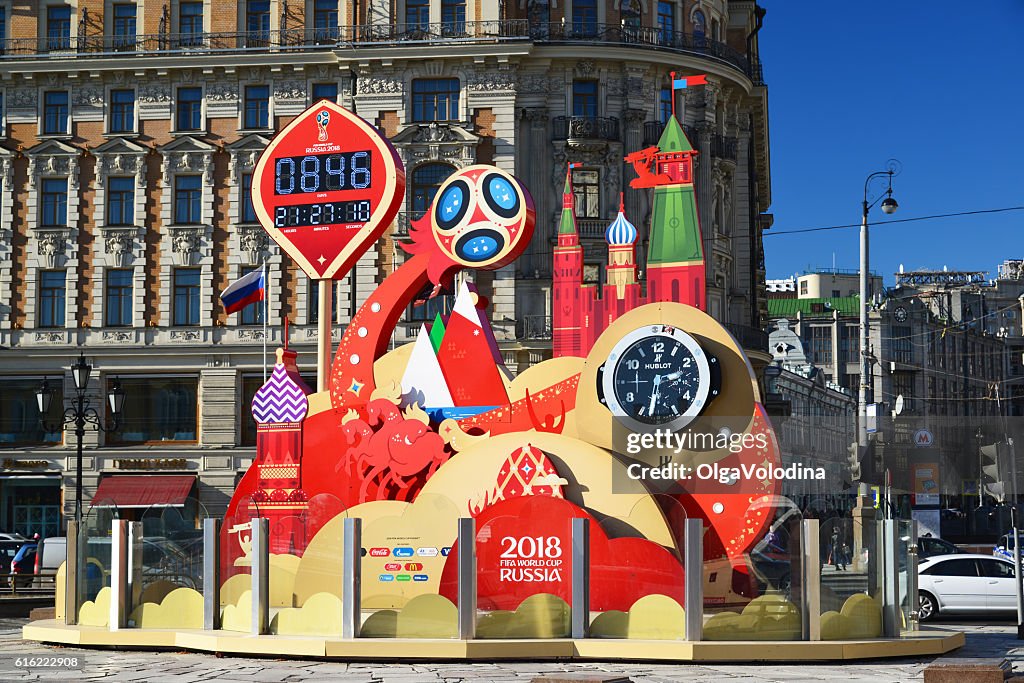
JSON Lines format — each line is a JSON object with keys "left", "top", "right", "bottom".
{"left": 33, "top": 536, "right": 66, "bottom": 588}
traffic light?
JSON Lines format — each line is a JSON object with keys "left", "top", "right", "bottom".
{"left": 981, "top": 442, "right": 1005, "bottom": 502}
{"left": 847, "top": 441, "right": 861, "bottom": 483}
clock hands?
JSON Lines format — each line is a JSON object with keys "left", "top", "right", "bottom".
{"left": 647, "top": 374, "right": 662, "bottom": 417}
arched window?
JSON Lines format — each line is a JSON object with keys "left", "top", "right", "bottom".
{"left": 692, "top": 8, "right": 705, "bottom": 40}
{"left": 411, "top": 162, "right": 456, "bottom": 219}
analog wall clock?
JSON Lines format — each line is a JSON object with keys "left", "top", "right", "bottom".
{"left": 893, "top": 306, "right": 909, "bottom": 322}
{"left": 598, "top": 325, "right": 720, "bottom": 432}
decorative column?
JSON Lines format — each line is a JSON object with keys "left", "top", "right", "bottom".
{"left": 622, "top": 108, "right": 646, "bottom": 225}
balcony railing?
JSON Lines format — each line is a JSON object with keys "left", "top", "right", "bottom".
{"left": 553, "top": 116, "right": 620, "bottom": 142}
{"left": 0, "top": 22, "right": 761, "bottom": 81}
{"left": 517, "top": 315, "right": 552, "bottom": 340}
{"left": 576, "top": 219, "right": 607, "bottom": 239}
{"left": 725, "top": 322, "right": 769, "bottom": 352}
{"left": 710, "top": 134, "right": 739, "bottom": 162}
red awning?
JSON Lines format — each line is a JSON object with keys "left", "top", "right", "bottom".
{"left": 91, "top": 475, "right": 196, "bottom": 508}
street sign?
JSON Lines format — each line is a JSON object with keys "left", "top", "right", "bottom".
{"left": 913, "top": 429, "right": 934, "bottom": 448}
{"left": 251, "top": 100, "right": 405, "bottom": 280}
{"left": 866, "top": 403, "right": 878, "bottom": 434}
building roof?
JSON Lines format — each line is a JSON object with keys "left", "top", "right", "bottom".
{"left": 767, "top": 296, "right": 860, "bottom": 318}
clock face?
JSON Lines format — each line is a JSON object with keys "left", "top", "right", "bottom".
{"left": 894, "top": 306, "right": 908, "bottom": 322}
{"left": 600, "top": 326, "right": 716, "bottom": 432}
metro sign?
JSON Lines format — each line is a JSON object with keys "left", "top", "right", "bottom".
{"left": 914, "top": 429, "right": 935, "bottom": 447}
{"left": 251, "top": 100, "right": 405, "bottom": 280}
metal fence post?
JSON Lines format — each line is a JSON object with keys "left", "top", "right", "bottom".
{"left": 880, "top": 519, "right": 900, "bottom": 637}
{"left": 800, "top": 519, "right": 821, "bottom": 641}
{"left": 250, "top": 517, "right": 269, "bottom": 636}
{"left": 126, "top": 522, "right": 142, "bottom": 622}
{"left": 203, "top": 518, "right": 221, "bottom": 631}
{"left": 457, "top": 517, "right": 476, "bottom": 640}
{"left": 906, "top": 520, "right": 919, "bottom": 632}
{"left": 571, "top": 517, "right": 590, "bottom": 639}
{"left": 65, "top": 520, "right": 79, "bottom": 626}
{"left": 342, "top": 517, "right": 361, "bottom": 639}
{"left": 108, "top": 519, "right": 128, "bottom": 631}
{"left": 684, "top": 518, "right": 702, "bottom": 641}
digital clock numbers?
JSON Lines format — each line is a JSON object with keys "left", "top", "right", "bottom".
{"left": 274, "top": 200, "right": 372, "bottom": 228}
{"left": 274, "top": 150, "right": 372, "bottom": 195}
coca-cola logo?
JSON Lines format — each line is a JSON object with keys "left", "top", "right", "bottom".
{"left": 369, "top": 547, "right": 390, "bottom": 557}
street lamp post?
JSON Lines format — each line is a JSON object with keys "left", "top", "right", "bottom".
{"left": 37, "top": 353, "right": 126, "bottom": 529}
{"left": 858, "top": 165, "right": 900, "bottom": 478}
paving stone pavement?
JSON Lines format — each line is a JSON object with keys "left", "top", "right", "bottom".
{"left": 4, "top": 618, "right": 1024, "bottom": 682}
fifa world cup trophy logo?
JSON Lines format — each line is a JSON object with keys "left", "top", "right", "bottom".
{"left": 316, "top": 109, "right": 330, "bottom": 142}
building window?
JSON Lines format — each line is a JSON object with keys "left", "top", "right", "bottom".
{"left": 174, "top": 175, "right": 202, "bottom": 224}
{"left": 112, "top": 3, "right": 137, "bottom": 50}
{"left": 108, "top": 376, "right": 198, "bottom": 444}
{"left": 176, "top": 86, "right": 203, "bottom": 131}
{"left": 657, "top": 1, "right": 674, "bottom": 41}
{"left": 406, "top": 0, "right": 429, "bottom": 30}
{"left": 244, "top": 84, "right": 270, "bottom": 129}
{"left": 173, "top": 268, "right": 201, "bottom": 326}
{"left": 40, "top": 178, "right": 68, "bottom": 226}
{"left": 308, "top": 278, "right": 339, "bottom": 324}
{"left": 892, "top": 371, "right": 914, "bottom": 411}
{"left": 312, "top": 0, "right": 339, "bottom": 41}
{"left": 805, "top": 325, "right": 832, "bottom": 365}
{"left": 411, "top": 79, "right": 460, "bottom": 122}
{"left": 311, "top": 82, "right": 338, "bottom": 103}
{"left": 0, "top": 7, "right": 6, "bottom": 44}
{"left": 571, "top": 168, "right": 600, "bottom": 219}
{"left": 107, "top": 176, "right": 135, "bottom": 226}
{"left": 571, "top": 0, "right": 597, "bottom": 36}
{"left": 239, "top": 267, "right": 265, "bottom": 325}
{"left": 0, "top": 379, "right": 63, "bottom": 447}
{"left": 246, "top": 0, "right": 270, "bottom": 47}
{"left": 838, "top": 323, "right": 857, "bottom": 364}
{"left": 799, "top": 280, "right": 808, "bottom": 295}
{"left": 441, "top": 0, "right": 466, "bottom": 35}
{"left": 38, "top": 271, "right": 66, "bottom": 328}
{"left": 241, "top": 172, "right": 257, "bottom": 222}
{"left": 109, "top": 88, "right": 135, "bottom": 134}
{"left": 692, "top": 8, "right": 706, "bottom": 41}
{"left": 45, "top": 5, "right": 72, "bottom": 51}
{"left": 179, "top": 1, "right": 204, "bottom": 46}
{"left": 411, "top": 163, "right": 456, "bottom": 218}
{"left": 408, "top": 281, "right": 455, "bottom": 322}
{"left": 241, "top": 375, "right": 263, "bottom": 446}
{"left": 891, "top": 325, "right": 913, "bottom": 364}
{"left": 42, "top": 91, "right": 69, "bottom": 135}
{"left": 105, "top": 269, "right": 133, "bottom": 327}
{"left": 659, "top": 86, "right": 672, "bottom": 124}
{"left": 572, "top": 80, "right": 597, "bottom": 118}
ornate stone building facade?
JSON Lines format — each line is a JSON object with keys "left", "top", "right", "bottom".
{"left": 0, "top": 0, "right": 771, "bottom": 532}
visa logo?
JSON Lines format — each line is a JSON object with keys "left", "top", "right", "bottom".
{"left": 404, "top": 562, "right": 423, "bottom": 571}
{"left": 396, "top": 574, "right": 412, "bottom": 582}
{"left": 378, "top": 574, "right": 395, "bottom": 582}
{"left": 393, "top": 547, "right": 414, "bottom": 558}
{"left": 369, "top": 547, "right": 390, "bottom": 557}
{"left": 384, "top": 563, "right": 402, "bottom": 571}
{"left": 413, "top": 574, "right": 429, "bottom": 582}
{"left": 416, "top": 547, "right": 438, "bottom": 557}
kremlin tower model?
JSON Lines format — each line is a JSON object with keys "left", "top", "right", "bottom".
{"left": 553, "top": 114, "right": 707, "bottom": 358}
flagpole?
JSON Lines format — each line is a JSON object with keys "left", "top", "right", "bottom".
{"left": 263, "top": 259, "right": 268, "bottom": 381}
{"left": 670, "top": 71, "right": 677, "bottom": 120}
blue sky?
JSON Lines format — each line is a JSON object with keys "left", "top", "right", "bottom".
{"left": 759, "top": 2, "right": 1024, "bottom": 285}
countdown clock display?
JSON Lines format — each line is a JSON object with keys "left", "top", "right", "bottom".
{"left": 251, "top": 100, "right": 405, "bottom": 279}
{"left": 600, "top": 325, "right": 719, "bottom": 433}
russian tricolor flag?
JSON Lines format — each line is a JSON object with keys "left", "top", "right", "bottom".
{"left": 220, "top": 268, "right": 265, "bottom": 314}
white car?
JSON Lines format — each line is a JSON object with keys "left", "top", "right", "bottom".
{"left": 918, "top": 554, "right": 1021, "bottom": 621}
